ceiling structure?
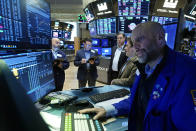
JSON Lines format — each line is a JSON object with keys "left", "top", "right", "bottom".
{"left": 46, "top": 0, "right": 195, "bottom": 22}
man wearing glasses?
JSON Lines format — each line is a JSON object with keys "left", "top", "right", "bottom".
{"left": 74, "top": 38, "right": 100, "bottom": 88}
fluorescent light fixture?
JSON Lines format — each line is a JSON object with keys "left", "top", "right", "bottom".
{"left": 157, "top": 9, "right": 178, "bottom": 14}
{"left": 163, "top": 0, "right": 178, "bottom": 8}
{"left": 157, "top": 9, "right": 168, "bottom": 12}
{"left": 97, "top": 2, "right": 108, "bottom": 11}
{"left": 190, "top": 5, "right": 196, "bottom": 15}
{"left": 184, "top": 15, "right": 196, "bottom": 20}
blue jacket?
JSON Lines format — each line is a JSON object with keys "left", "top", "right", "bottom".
{"left": 74, "top": 49, "right": 100, "bottom": 81}
{"left": 113, "top": 48, "right": 196, "bottom": 131}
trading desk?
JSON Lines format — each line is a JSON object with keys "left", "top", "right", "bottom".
{"left": 40, "top": 85, "right": 129, "bottom": 131}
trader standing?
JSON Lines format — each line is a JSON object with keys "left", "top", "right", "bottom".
{"left": 110, "top": 33, "right": 128, "bottom": 82}
{"left": 74, "top": 39, "right": 100, "bottom": 88}
{"left": 52, "top": 38, "right": 69, "bottom": 91}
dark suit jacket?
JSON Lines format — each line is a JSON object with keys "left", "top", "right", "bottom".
{"left": 52, "top": 50, "right": 69, "bottom": 90}
{"left": 110, "top": 45, "right": 128, "bottom": 72}
{"left": 111, "top": 56, "right": 137, "bottom": 86}
{"left": 74, "top": 49, "right": 100, "bottom": 81}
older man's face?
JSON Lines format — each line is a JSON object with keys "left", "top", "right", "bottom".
{"left": 131, "top": 27, "right": 160, "bottom": 64}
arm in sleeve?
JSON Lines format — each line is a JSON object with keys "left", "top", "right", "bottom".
{"left": 62, "top": 53, "right": 69, "bottom": 70}
{"left": 94, "top": 51, "right": 100, "bottom": 66}
{"left": 171, "top": 74, "right": 196, "bottom": 131}
{"left": 74, "top": 51, "right": 82, "bottom": 66}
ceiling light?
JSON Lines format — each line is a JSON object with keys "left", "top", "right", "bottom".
{"left": 184, "top": 15, "right": 196, "bottom": 20}
{"left": 163, "top": 0, "right": 178, "bottom": 9}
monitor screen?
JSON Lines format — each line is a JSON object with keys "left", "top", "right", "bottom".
{"left": 118, "top": 16, "right": 148, "bottom": 33}
{"left": 163, "top": 23, "right": 178, "bottom": 50}
{"left": 92, "top": 38, "right": 101, "bottom": 46}
{"left": 118, "top": 0, "right": 150, "bottom": 16}
{"left": 63, "top": 31, "right": 71, "bottom": 40}
{"left": 101, "top": 39, "right": 109, "bottom": 47}
{"left": 185, "top": 20, "right": 196, "bottom": 31}
{"left": 91, "top": 47, "right": 102, "bottom": 55}
{"left": 89, "top": 21, "right": 97, "bottom": 36}
{"left": 102, "top": 48, "right": 111, "bottom": 56}
{"left": 0, "top": 0, "right": 51, "bottom": 50}
{"left": 92, "top": 0, "right": 114, "bottom": 18}
{"left": 0, "top": 51, "right": 55, "bottom": 102}
{"left": 97, "top": 17, "right": 116, "bottom": 35}
{"left": 83, "top": 4, "right": 95, "bottom": 22}
{"left": 52, "top": 30, "right": 63, "bottom": 38}
{"left": 67, "top": 44, "right": 74, "bottom": 50}
{"left": 151, "top": 16, "right": 178, "bottom": 25}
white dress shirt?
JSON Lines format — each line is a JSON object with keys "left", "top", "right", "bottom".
{"left": 112, "top": 44, "right": 125, "bottom": 71}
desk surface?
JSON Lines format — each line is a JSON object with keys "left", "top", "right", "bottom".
{"left": 40, "top": 85, "right": 129, "bottom": 131}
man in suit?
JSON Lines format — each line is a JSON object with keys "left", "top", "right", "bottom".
{"left": 111, "top": 38, "right": 137, "bottom": 87}
{"left": 52, "top": 38, "right": 69, "bottom": 91}
{"left": 110, "top": 33, "right": 128, "bottom": 83}
{"left": 74, "top": 39, "right": 100, "bottom": 88}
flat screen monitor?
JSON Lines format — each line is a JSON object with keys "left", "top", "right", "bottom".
{"left": 89, "top": 21, "right": 97, "bottom": 36}
{"left": 91, "top": 47, "right": 102, "bottom": 55}
{"left": 102, "top": 48, "right": 111, "bottom": 56}
{"left": 0, "top": 0, "right": 51, "bottom": 50}
{"left": 92, "top": 0, "right": 114, "bottom": 18}
{"left": 185, "top": 20, "right": 196, "bottom": 31}
{"left": 63, "top": 31, "right": 71, "bottom": 40}
{"left": 83, "top": 4, "right": 95, "bottom": 22}
{"left": 118, "top": 16, "right": 148, "bottom": 33}
{"left": 151, "top": 16, "right": 178, "bottom": 25}
{"left": 92, "top": 38, "right": 101, "bottom": 46}
{"left": 101, "top": 39, "right": 109, "bottom": 47}
{"left": 97, "top": 17, "right": 116, "bottom": 35}
{"left": 118, "top": 0, "right": 150, "bottom": 16}
{"left": 163, "top": 23, "right": 178, "bottom": 50}
{"left": 67, "top": 44, "right": 74, "bottom": 50}
{"left": 52, "top": 30, "right": 63, "bottom": 38}
{"left": 0, "top": 51, "right": 55, "bottom": 102}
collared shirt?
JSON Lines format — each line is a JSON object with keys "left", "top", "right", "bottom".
{"left": 84, "top": 49, "right": 91, "bottom": 70}
{"left": 112, "top": 44, "right": 125, "bottom": 71}
{"left": 145, "top": 56, "right": 163, "bottom": 78}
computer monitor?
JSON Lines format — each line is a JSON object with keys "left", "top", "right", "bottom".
{"left": 151, "top": 16, "right": 178, "bottom": 25}
{"left": 101, "top": 39, "right": 109, "bottom": 47}
{"left": 67, "top": 45, "right": 74, "bottom": 50}
{"left": 0, "top": 51, "right": 55, "bottom": 102}
{"left": 97, "top": 17, "right": 116, "bottom": 35}
{"left": 63, "top": 31, "right": 71, "bottom": 40}
{"left": 0, "top": 0, "right": 51, "bottom": 50}
{"left": 118, "top": 16, "right": 148, "bottom": 33}
{"left": 92, "top": 38, "right": 101, "bottom": 47}
{"left": 52, "top": 30, "right": 63, "bottom": 38}
{"left": 118, "top": 0, "right": 150, "bottom": 16}
{"left": 163, "top": 23, "right": 178, "bottom": 50}
{"left": 0, "top": 60, "right": 49, "bottom": 131}
{"left": 83, "top": 3, "right": 95, "bottom": 22}
{"left": 89, "top": 20, "right": 97, "bottom": 36}
{"left": 91, "top": 47, "right": 102, "bottom": 55}
{"left": 102, "top": 48, "right": 111, "bottom": 56}
{"left": 185, "top": 20, "right": 196, "bottom": 31}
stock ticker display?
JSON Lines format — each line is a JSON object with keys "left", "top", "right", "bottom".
{"left": 0, "top": 0, "right": 51, "bottom": 49}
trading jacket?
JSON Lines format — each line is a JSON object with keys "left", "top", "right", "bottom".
{"left": 113, "top": 47, "right": 196, "bottom": 131}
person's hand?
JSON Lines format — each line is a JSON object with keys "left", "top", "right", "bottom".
{"left": 78, "top": 108, "right": 106, "bottom": 120}
{"left": 58, "top": 62, "right": 63, "bottom": 69}
{"left": 81, "top": 58, "right": 86, "bottom": 64}
{"left": 89, "top": 59, "right": 95, "bottom": 64}
{"left": 111, "top": 80, "right": 114, "bottom": 85}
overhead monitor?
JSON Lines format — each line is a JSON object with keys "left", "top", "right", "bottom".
{"left": 92, "top": 38, "right": 101, "bottom": 47}
{"left": 63, "top": 31, "right": 71, "bottom": 40}
{"left": 118, "top": 0, "right": 150, "bottom": 16}
{"left": 0, "top": 51, "right": 55, "bottom": 102}
{"left": 83, "top": 3, "right": 95, "bottom": 22}
{"left": 151, "top": 16, "right": 178, "bottom": 25}
{"left": 91, "top": 47, "right": 102, "bottom": 55}
{"left": 97, "top": 17, "right": 116, "bottom": 35}
{"left": 52, "top": 30, "right": 63, "bottom": 38}
{"left": 92, "top": 0, "right": 114, "bottom": 18}
{"left": 0, "top": 0, "right": 51, "bottom": 50}
{"left": 118, "top": 16, "right": 148, "bottom": 33}
{"left": 163, "top": 23, "right": 178, "bottom": 50}
{"left": 78, "top": 14, "right": 88, "bottom": 23}
{"left": 89, "top": 20, "right": 97, "bottom": 36}
{"left": 101, "top": 39, "right": 109, "bottom": 47}
{"left": 67, "top": 44, "right": 74, "bottom": 50}
{"left": 185, "top": 20, "right": 196, "bottom": 31}
{"left": 102, "top": 48, "right": 111, "bottom": 56}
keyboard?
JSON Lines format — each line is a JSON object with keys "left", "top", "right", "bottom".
{"left": 61, "top": 112, "right": 104, "bottom": 131}
{"left": 89, "top": 89, "right": 130, "bottom": 103}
